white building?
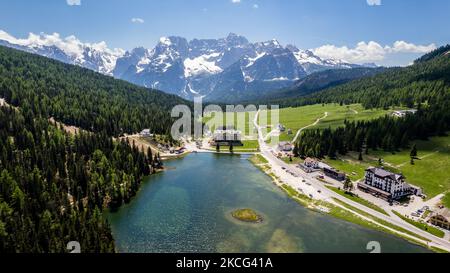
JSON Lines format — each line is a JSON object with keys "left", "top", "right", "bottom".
{"left": 213, "top": 129, "right": 242, "bottom": 143}
{"left": 140, "top": 129, "right": 151, "bottom": 137}
{"left": 392, "top": 110, "right": 417, "bottom": 118}
{"left": 358, "top": 167, "right": 421, "bottom": 201}
{"left": 278, "top": 141, "right": 293, "bottom": 152}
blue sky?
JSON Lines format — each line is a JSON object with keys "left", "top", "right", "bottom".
{"left": 0, "top": 0, "right": 449, "bottom": 66}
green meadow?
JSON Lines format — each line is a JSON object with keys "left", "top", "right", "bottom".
{"left": 261, "top": 103, "right": 394, "bottom": 142}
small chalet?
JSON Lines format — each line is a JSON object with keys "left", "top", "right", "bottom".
{"left": 299, "top": 158, "right": 320, "bottom": 173}
{"left": 429, "top": 208, "right": 450, "bottom": 230}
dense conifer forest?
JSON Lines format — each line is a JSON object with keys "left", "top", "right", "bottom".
{"left": 0, "top": 41, "right": 449, "bottom": 253}
{"left": 292, "top": 46, "right": 450, "bottom": 158}
{"left": 0, "top": 45, "right": 190, "bottom": 137}
{"left": 0, "top": 46, "right": 168, "bottom": 253}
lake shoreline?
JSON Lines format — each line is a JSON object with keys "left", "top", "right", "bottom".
{"left": 247, "top": 154, "right": 443, "bottom": 253}
{"left": 106, "top": 153, "right": 432, "bottom": 253}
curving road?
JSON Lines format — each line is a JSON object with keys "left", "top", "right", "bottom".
{"left": 254, "top": 110, "right": 450, "bottom": 252}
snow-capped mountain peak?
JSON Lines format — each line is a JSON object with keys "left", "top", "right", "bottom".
{"left": 0, "top": 30, "right": 370, "bottom": 100}
{"left": 0, "top": 29, "right": 124, "bottom": 75}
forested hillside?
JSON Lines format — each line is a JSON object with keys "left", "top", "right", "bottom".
{"left": 240, "top": 67, "right": 386, "bottom": 103}
{"left": 0, "top": 46, "right": 170, "bottom": 253}
{"left": 272, "top": 49, "right": 450, "bottom": 109}
{"left": 0, "top": 45, "right": 190, "bottom": 137}
{"left": 293, "top": 46, "right": 450, "bottom": 158}
{"left": 0, "top": 105, "right": 163, "bottom": 252}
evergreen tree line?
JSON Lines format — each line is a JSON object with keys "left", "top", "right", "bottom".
{"left": 0, "top": 105, "right": 161, "bottom": 253}
{"left": 294, "top": 99, "right": 450, "bottom": 159}
{"left": 262, "top": 46, "right": 450, "bottom": 109}
{"left": 0, "top": 45, "right": 191, "bottom": 137}
{"left": 286, "top": 46, "right": 450, "bottom": 159}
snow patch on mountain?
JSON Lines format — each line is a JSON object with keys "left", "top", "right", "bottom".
{"left": 0, "top": 29, "right": 124, "bottom": 75}
{"left": 0, "top": 30, "right": 374, "bottom": 100}
{"left": 183, "top": 52, "right": 223, "bottom": 77}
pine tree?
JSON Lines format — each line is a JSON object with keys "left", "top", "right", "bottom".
{"left": 410, "top": 144, "right": 418, "bottom": 158}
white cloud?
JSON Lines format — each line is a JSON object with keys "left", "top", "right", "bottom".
{"left": 231, "top": 0, "right": 241, "bottom": 3}
{"left": 367, "top": 0, "right": 381, "bottom": 6}
{"left": 67, "top": 0, "right": 81, "bottom": 6}
{"left": 0, "top": 29, "right": 124, "bottom": 59}
{"left": 312, "top": 41, "right": 436, "bottom": 64}
{"left": 131, "top": 18, "right": 145, "bottom": 24}
{"left": 253, "top": 4, "right": 259, "bottom": 9}
{"left": 390, "top": 41, "right": 436, "bottom": 53}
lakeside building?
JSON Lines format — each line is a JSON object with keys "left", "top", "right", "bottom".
{"left": 392, "top": 109, "right": 417, "bottom": 118}
{"left": 140, "top": 129, "right": 151, "bottom": 137}
{"left": 278, "top": 141, "right": 293, "bottom": 152}
{"left": 212, "top": 126, "right": 243, "bottom": 146}
{"left": 358, "top": 167, "right": 422, "bottom": 201}
{"left": 299, "top": 158, "right": 320, "bottom": 173}
{"left": 429, "top": 208, "right": 450, "bottom": 230}
{"left": 323, "top": 166, "right": 346, "bottom": 181}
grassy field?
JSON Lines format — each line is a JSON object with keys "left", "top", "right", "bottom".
{"left": 203, "top": 103, "right": 394, "bottom": 143}
{"left": 327, "top": 186, "right": 389, "bottom": 215}
{"left": 210, "top": 140, "right": 260, "bottom": 153}
{"left": 332, "top": 199, "right": 431, "bottom": 243}
{"left": 325, "top": 135, "right": 450, "bottom": 199}
{"left": 261, "top": 103, "right": 394, "bottom": 143}
{"left": 203, "top": 110, "right": 257, "bottom": 139}
{"left": 392, "top": 211, "right": 445, "bottom": 238}
{"left": 443, "top": 193, "right": 450, "bottom": 208}
{"left": 249, "top": 154, "right": 268, "bottom": 165}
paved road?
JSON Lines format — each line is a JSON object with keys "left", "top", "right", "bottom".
{"left": 254, "top": 110, "right": 450, "bottom": 251}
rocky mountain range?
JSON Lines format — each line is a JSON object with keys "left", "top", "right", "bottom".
{"left": 0, "top": 31, "right": 373, "bottom": 101}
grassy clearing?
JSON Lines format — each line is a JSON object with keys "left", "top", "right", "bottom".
{"left": 262, "top": 103, "right": 393, "bottom": 143}
{"left": 280, "top": 184, "right": 312, "bottom": 207}
{"left": 371, "top": 135, "right": 450, "bottom": 199}
{"left": 443, "top": 192, "right": 450, "bottom": 208}
{"left": 327, "top": 186, "right": 389, "bottom": 215}
{"left": 249, "top": 154, "right": 268, "bottom": 165}
{"left": 332, "top": 198, "right": 431, "bottom": 243}
{"left": 212, "top": 140, "right": 260, "bottom": 153}
{"left": 324, "top": 155, "right": 371, "bottom": 181}
{"left": 203, "top": 110, "right": 257, "bottom": 138}
{"left": 281, "top": 156, "right": 303, "bottom": 165}
{"left": 392, "top": 211, "right": 445, "bottom": 238}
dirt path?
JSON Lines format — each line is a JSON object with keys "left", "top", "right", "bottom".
{"left": 292, "top": 112, "right": 329, "bottom": 143}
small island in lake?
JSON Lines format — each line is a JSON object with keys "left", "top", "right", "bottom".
{"left": 231, "top": 209, "right": 263, "bottom": 223}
